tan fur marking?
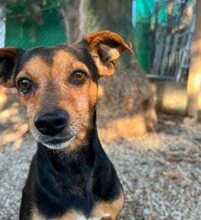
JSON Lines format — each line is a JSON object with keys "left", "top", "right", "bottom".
{"left": 55, "top": 210, "right": 89, "bottom": 220}
{"left": 84, "top": 31, "right": 132, "bottom": 76}
{"left": 84, "top": 31, "right": 132, "bottom": 53}
{"left": 31, "top": 208, "right": 46, "bottom": 220}
{"left": 52, "top": 50, "right": 89, "bottom": 75}
{"left": 21, "top": 56, "right": 51, "bottom": 80}
{"left": 64, "top": 129, "right": 89, "bottom": 153}
{"left": 90, "top": 193, "right": 124, "bottom": 220}
{"left": 32, "top": 208, "right": 86, "bottom": 220}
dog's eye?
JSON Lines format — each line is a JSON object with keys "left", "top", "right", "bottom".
{"left": 16, "top": 78, "right": 33, "bottom": 95}
{"left": 68, "top": 70, "right": 88, "bottom": 86}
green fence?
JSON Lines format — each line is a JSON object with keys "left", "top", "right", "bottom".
{"left": 133, "top": 0, "right": 193, "bottom": 73}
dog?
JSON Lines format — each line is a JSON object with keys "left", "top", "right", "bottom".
{"left": 0, "top": 31, "right": 132, "bottom": 220}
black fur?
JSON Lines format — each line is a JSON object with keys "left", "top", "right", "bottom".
{"left": 19, "top": 124, "right": 122, "bottom": 219}
{"left": 0, "top": 49, "right": 24, "bottom": 85}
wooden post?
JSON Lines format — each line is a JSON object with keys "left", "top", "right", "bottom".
{"left": 187, "top": 0, "right": 201, "bottom": 118}
{"left": 151, "top": 79, "right": 201, "bottom": 115}
{"left": 60, "top": 0, "right": 84, "bottom": 43}
{"left": 152, "top": 80, "right": 188, "bottom": 115}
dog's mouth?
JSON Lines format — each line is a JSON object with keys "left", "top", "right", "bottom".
{"left": 42, "top": 135, "right": 76, "bottom": 150}
{"left": 30, "top": 128, "right": 76, "bottom": 150}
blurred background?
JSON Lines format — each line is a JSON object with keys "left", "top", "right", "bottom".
{"left": 0, "top": 0, "right": 199, "bottom": 148}
{"left": 0, "top": 0, "right": 196, "bottom": 75}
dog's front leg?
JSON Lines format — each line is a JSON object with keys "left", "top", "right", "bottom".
{"left": 19, "top": 189, "right": 32, "bottom": 220}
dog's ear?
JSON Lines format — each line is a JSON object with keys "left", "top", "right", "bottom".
{"left": 84, "top": 31, "right": 132, "bottom": 76}
{"left": 0, "top": 48, "right": 24, "bottom": 87}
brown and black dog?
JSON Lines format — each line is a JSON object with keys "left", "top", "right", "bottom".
{"left": 0, "top": 31, "right": 132, "bottom": 220}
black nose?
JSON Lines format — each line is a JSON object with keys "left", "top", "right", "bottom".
{"left": 34, "top": 110, "right": 68, "bottom": 136}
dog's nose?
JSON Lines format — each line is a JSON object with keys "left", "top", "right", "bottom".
{"left": 35, "top": 110, "right": 68, "bottom": 136}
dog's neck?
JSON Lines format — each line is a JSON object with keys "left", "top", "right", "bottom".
{"left": 34, "top": 114, "right": 103, "bottom": 217}
{"left": 37, "top": 127, "right": 98, "bottom": 167}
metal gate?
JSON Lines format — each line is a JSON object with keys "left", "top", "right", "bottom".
{"left": 133, "top": 0, "right": 196, "bottom": 82}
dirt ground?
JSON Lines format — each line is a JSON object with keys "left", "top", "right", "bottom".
{"left": 1, "top": 113, "right": 201, "bottom": 220}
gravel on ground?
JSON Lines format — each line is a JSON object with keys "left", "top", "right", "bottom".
{"left": 1, "top": 115, "right": 201, "bottom": 220}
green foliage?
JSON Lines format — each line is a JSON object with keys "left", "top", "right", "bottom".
{"left": 3, "top": 0, "right": 67, "bottom": 48}
{"left": 6, "top": 8, "right": 66, "bottom": 48}
{"left": 1, "top": 0, "right": 70, "bottom": 24}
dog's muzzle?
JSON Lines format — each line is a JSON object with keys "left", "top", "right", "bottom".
{"left": 33, "top": 109, "right": 75, "bottom": 149}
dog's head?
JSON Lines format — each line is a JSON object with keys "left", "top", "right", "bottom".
{"left": 0, "top": 31, "right": 131, "bottom": 150}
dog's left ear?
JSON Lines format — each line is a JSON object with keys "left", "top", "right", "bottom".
{"left": 84, "top": 31, "right": 132, "bottom": 76}
{"left": 0, "top": 48, "right": 24, "bottom": 87}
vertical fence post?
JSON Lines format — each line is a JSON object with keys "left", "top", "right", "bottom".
{"left": 187, "top": 0, "right": 201, "bottom": 119}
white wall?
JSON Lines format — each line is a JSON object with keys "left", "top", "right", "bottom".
{"left": 0, "top": 6, "right": 5, "bottom": 47}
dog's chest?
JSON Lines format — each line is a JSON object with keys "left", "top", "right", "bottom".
{"left": 54, "top": 215, "right": 109, "bottom": 220}
{"left": 31, "top": 200, "right": 119, "bottom": 220}
{"left": 31, "top": 190, "right": 123, "bottom": 220}
{"left": 32, "top": 207, "right": 110, "bottom": 220}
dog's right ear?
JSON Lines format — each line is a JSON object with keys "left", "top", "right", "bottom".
{"left": 0, "top": 48, "right": 24, "bottom": 87}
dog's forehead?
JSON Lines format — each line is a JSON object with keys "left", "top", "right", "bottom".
{"left": 21, "top": 46, "right": 78, "bottom": 66}
{"left": 19, "top": 44, "right": 98, "bottom": 78}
